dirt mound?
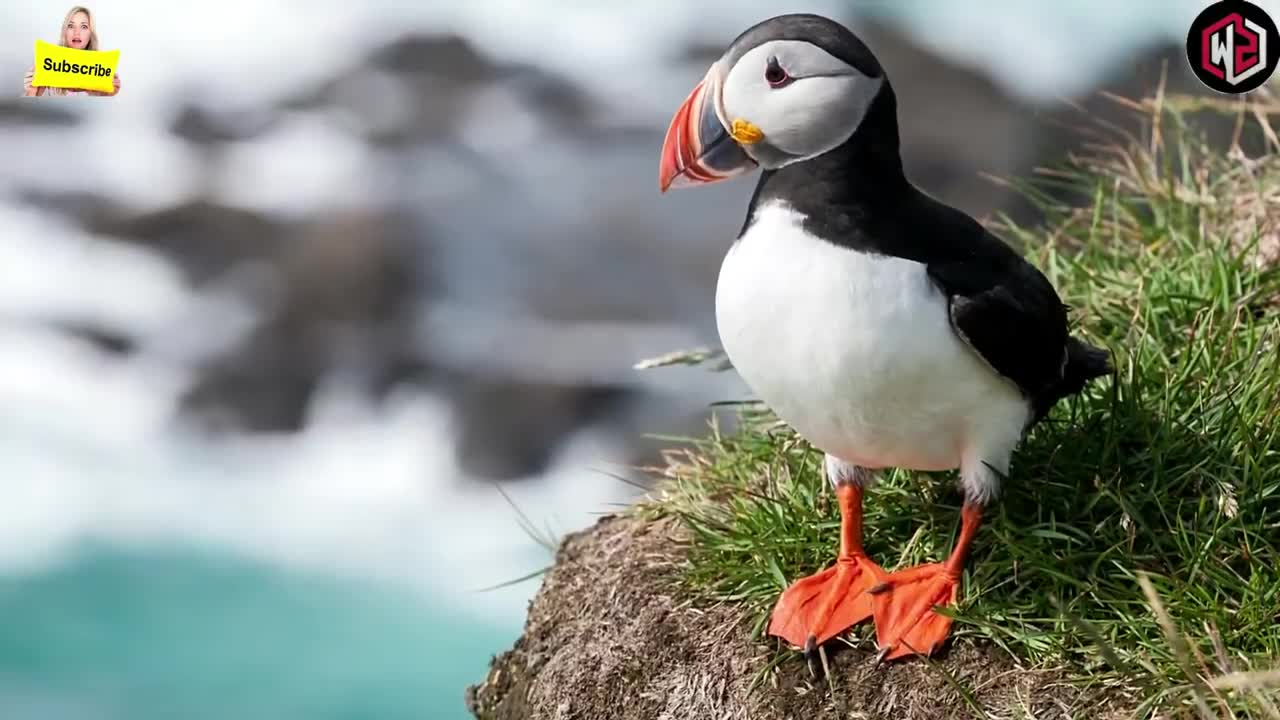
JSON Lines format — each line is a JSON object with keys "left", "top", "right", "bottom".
{"left": 466, "top": 514, "right": 1136, "bottom": 719}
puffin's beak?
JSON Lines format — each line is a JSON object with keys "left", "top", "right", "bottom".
{"left": 659, "top": 63, "right": 757, "bottom": 192}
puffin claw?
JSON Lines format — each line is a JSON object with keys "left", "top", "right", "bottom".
{"left": 804, "top": 634, "right": 822, "bottom": 678}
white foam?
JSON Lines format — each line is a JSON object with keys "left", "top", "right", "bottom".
{"left": 213, "top": 110, "right": 388, "bottom": 217}
{"left": 0, "top": 204, "right": 261, "bottom": 359}
{"left": 0, "top": 121, "right": 197, "bottom": 212}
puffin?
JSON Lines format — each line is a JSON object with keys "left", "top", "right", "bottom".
{"left": 657, "top": 13, "right": 1111, "bottom": 662}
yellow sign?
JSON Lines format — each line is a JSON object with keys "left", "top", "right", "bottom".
{"left": 31, "top": 39, "right": 119, "bottom": 93}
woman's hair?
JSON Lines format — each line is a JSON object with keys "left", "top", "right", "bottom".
{"left": 38, "top": 6, "right": 100, "bottom": 96}
{"left": 59, "top": 6, "right": 99, "bottom": 50}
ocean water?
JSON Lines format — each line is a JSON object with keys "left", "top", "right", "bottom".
{"left": 0, "top": 1, "right": 1254, "bottom": 718}
{"left": 0, "top": 546, "right": 515, "bottom": 720}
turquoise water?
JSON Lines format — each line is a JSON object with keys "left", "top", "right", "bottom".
{"left": 0, "top": 546, "right": 519, "bottom": 720}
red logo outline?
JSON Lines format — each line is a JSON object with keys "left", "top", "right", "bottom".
{"left": 1201, "top": 12, "right": 1265, "bottom": 83}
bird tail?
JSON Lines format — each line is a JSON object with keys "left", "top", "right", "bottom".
{"left": 1033, "top": 336, "right": 1112, "bottom": 422}
{"left": 1061, "top": 336, "right": 1112, "bottom": 393}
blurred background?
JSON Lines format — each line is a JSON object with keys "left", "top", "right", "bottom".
{"left": 0, "top": 1, "right": 1266, "bottom": 717}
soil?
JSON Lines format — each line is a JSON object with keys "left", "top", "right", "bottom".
{"left": 465, "top": 514, "right": 1139, "bottom": 720}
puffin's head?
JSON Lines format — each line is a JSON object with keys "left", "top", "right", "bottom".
{"left": 658, "top": 14, "right": 887, "bottom": 192}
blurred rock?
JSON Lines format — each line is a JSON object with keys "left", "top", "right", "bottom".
{"left": 368, "top": 34, "right": 500, "bottom": 84}
{"left": 169, "top": 104, "right": 278, "bottom": 145}
{"left": 52, "top": 320, "right": 137, "bottom": 356}
{"left": 0, "top": 98, "right": 80, "bottom": 127}
{"left": 179, "top": 210, "right": 429, "bottom": 433}
{"left": 283, "top": 33, "right": 600, "bottom": 147}
{"left": 441, "top": 371, "right": 636, "bottom": 481}
{"left": 17, "top": 189, "right": 120, "bottom": 229}
{"left": 179, "top": 335, "right": 321, "bottom": 434}
{"left": 87, "top": 199, "right": 290, "bottom": 284}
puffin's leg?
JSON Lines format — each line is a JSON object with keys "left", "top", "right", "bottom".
{"left": 768, "top": 455, "right": 886, "bottom": 651}
{"left": 869, "top": 452, "right": 1002, "bottom": 662}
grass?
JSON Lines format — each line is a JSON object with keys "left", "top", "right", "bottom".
{"left": 633, "top": 88, "right": 1280, "bottom": 718}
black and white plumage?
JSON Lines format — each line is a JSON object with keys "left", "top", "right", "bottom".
{"left": 663, "top": 13, "right": 1109, "bottom": 504}
{"left": 658, "top": 13, "right": 1110, "bottom": 661}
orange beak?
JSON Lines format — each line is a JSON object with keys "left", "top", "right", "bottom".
{"left": 658, "top": 63, "right": 757, "bottom": 192}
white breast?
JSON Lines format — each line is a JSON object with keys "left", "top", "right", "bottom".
{"left": 714, "top": 201, "right": 1031, "bottom": 482}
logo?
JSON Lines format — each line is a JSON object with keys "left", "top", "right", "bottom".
{"left": 1187, "top": 0, "right": 1278, "bottom": 93}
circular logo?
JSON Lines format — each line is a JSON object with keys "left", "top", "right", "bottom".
{"left": 1186, "top": 0, "right": 1278, "bottom": 94}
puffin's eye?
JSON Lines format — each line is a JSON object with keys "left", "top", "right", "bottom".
{"left": 764, "top": 57, "right": 791, "bottom": 88}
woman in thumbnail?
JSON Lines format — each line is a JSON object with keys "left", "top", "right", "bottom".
{"left": 21, "top": 6, "right": 121, "bottom": 97}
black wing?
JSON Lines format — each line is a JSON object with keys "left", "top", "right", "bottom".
{"left": 926, "top": 239, "right": 1069, "bottom": 400}
{"left": 903, "top": 196, "right": 1070, "bottom": 401}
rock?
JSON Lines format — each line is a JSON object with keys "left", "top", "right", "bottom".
{"left": 51, "top": 319, "right": 137, "bottom": 356}
{"left": 283, "top": 32, "right": 600, "bottom": 147}
{"left": 0, "top": 98, "right": 80, "bottom": 127}
{"left": 178, "top": 335, "right": 321, "bottom": 433}
{"left": 467, "top": 514, "right": 1137, "bottom": 719}
{"left": 17, "top": 189, "right": 126, "bottom": 234}
{"left": 168, "top": 104, "right": 278, "bottom": 145}
{"left": 179, "top": 210, "right": 427, "bottom": 433}
{"left": 85, "top": 199, "right": 291, "bottom": 284}
{"left": 442, "top": 371, "right": 637, "bottom": 481}
{"left": 367, "top": 34, "right": 499, "bottom": 82}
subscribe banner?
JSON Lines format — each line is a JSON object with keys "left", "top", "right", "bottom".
{"left": 32, "top": 39, "right": 119, "bottom": 93}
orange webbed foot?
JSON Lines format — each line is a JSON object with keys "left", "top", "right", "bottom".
{"left": 768, "top": 553, "right": 886, "bottom": 649}
{"left": 871, "top": 502, "right": 984, "bottom": 662}
{"left": 869, "top": 562, "right": 960, "bottom": 661}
